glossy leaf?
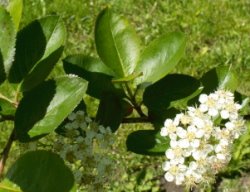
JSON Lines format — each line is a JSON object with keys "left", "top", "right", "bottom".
{"left": 21, "top": 46, "right": 64, "bottom": 91}
{"left": 126, "top": 130, "right": 169, "bottom": 155}
{"left": 96, "top": 93, "right": 126, "bottom": 132}
{"left": 15, "top": 76, "right": 88, "bottom": 142}
{"left": 21, "top": 16, "right": 66, "bottom": 91}
{"left": 6, "top": 150, "right": 74, "bottom": 192}
{"left": 63, "top": 55, "right": 125, "bottom": 99}
{"left": 8, "top": 16, "right": 66, "bottom": 89}
{"left": 7, "top": 0, "right": 23, "bottom": 30}
{"left": 134, "top": 32, "right": 186, "bottom": 85}
{"left": 200, "top": 66, "right": 238, "bottom": 93}
{"left": 63, "top": 55, "right": 114, "bottom": 76}
{"left": 95, "top": 8, "right": 141, "bottom": 77}
{"left": 8, "top": 19, "right": 46, "bottom": 83}
{"left": 143, "top": 74, "right": 200, "bottom": 112}
{"left": 0, "top": 6, "right": 16, "bottom": 81}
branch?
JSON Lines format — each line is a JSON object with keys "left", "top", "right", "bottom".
{"left": 0, "top": 115, "right": 15, "bottom": 122}
{"left": 0, "top": 129, "right": 16, "bottom": 178}
{"left": 122, "top": 117, "right": 150, "bottom": 123}
{"left": 124, "top": 83, "right": 147, "bottom": 117}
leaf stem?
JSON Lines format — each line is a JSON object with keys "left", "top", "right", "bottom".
{"left": 0, "top": 93, "right": 17, "bottom": 107}
{"left": 0, "top": 129, "right": 16, "bottom": 178}
{"left": 124, "top": 83, "right": 147, "bottom": 117}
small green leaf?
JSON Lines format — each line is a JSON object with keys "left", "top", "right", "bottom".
{"left": 6, "top": 150, "right": 74, "bottom": 192}
{"left": 63, "top": 55, "right": 125, "bottom": 99}
{"left": 143, "top": 74, "right": 200, "bottom": 112}
{"left": 200, "top": 66, "right": 239, "bottom": 93}
{"left": 0, "top": 98, "right": 16, "bottom": 116}
{"left": 0, "top": 6, "right": 16, "bottom": 80}
{"left": 134, "top": 32, "right": 186, "bottom": 85}
{"left": 96, "top": 93, "right": 126, "bottom": 132}
{"left": 95, "top": 8, "right": 141, "bottom": 77}
{"left": 126, "top": 130, "right": 169, "bottom": 155}
{"left": 7, "top": 0, "right": 23, "bottom": 30}
{"left": 15, "top": 76, "right": 88, "bottom": 142}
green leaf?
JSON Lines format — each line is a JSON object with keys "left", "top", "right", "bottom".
{"left": 0, "top": 98, "right": 16, "bottom": 116}
{"left": 134, "top": 32, "right": 186, "bottom": 85}
{"left": 21, "top": 46, "right": 64, "bottom": 91}
{"left": 126, "top": 130, "right": 169, "bottom": 155}
{"left": 55, "top": 100, "right": 87, "bottom": 136}
{"left": 143, "top": 74, "right": 200, "bottom": 112}
{"left": 6, "top": 150, "right": 74, "bottom": 192}
{"left": 96, "top": 93, "right": 125, "bottom": 132}
{"left": 21, "top": 16, "right": 66, "bottom": 91}
{"left": 148, "top": 108, "right": 180, "bottom": 130}
{"left": 0, "top": 179, "right": 22, "bottom": 192}
{"left": 63, "top": 55, "right": 115, "bottom": 77}
{"left": 7, "top": 0, "right": 23, "bottom": 30}
{"left": 234, "top": 92, "right": 250, "bottom": 115}
{"left": 8, "top": 16, "right": 66, "bottom": 88}
{"left": 63, "top": 55, "right": 125, "bottom": 99}
{"left": 200, "top": 66, "right": 239, "bottom": 93}
{"left": 0, "top": 6, "right": 16, "bottom": 81}
{"left": 8, "top": 19, "right": 46, "bottom": 83}
{"left": 95, "top": 8, "right": 141, "bottom": 77}
{"left": 15, "top": 76, "right": 88, "bottom": 142}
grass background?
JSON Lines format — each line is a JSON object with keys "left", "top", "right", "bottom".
{"left": 1, "top": 0, "right": 250, "bottom": 191}
{"left": 22, "top": 0, "right": 250, "bottom": 94}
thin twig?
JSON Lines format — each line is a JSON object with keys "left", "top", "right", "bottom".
{"left": 0, "top": 129, "right": 16, "bottom": 178}
{"left": 0, "top": 115, "right": 15, "bottom": 122}
{"left": 122, "top": 117, "right": 150, "bottom": 123}
{"left": 124, "top": 83, "right": 147, "bottom": 117}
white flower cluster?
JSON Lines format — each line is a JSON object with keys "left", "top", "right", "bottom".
{"left": 53, "top": 110, "right": 116, "bottom": 191}
{"left": 160, "top": 89, "right": 246, "bottom": 187}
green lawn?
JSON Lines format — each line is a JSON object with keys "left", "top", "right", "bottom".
{"left": 22, "top": 0, "right": 250, "bottom": 94}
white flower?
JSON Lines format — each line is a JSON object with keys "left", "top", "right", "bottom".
{"left": 164, "top": 164, "right": 187, "bottom": 185}
{"left": 176, "top": 127, "right": 187, "bottom": 139}
{"left": 199, "top": 94, "right": 208, "bottom": 104}
{"left": 160, "top": 127, "right": 168, "bottom": 137}
{"left": 220, "top": 110, "right": 230, "bottom": 119}
{"left": 161, "top": 89, "right": 246, "bottom": 187}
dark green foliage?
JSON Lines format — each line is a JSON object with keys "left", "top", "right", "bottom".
{"left": 6, "top": 151, "right": 74, "bottom": 192}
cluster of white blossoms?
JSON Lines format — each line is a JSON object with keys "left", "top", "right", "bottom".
{"left": 160, "top": 89, "right": 246, "bottom": 187}
{"left": 53, "top": 110, "right": 116, "bottom": 191}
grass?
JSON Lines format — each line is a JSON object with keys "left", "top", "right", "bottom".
{"left": 21, "top": 0, "right": 250, "bottom": 94}
{"left": 1, "top": 0, "right": 250, "bottom": 191}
